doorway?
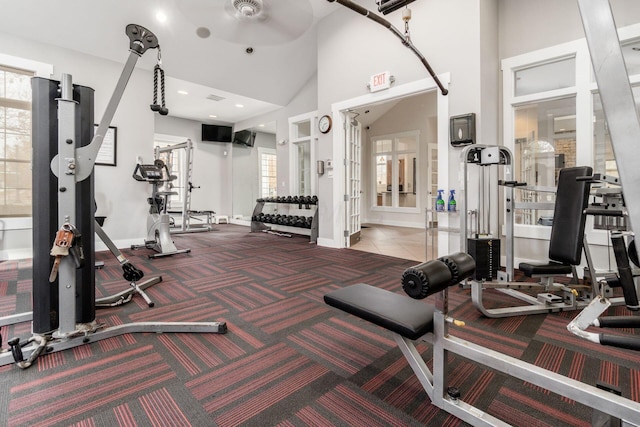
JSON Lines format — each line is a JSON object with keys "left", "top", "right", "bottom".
{"left": 327, "top": 74, "right": 450, "bottom": 253}
{"left": 339, "top": 92, "right": 439, "bottom": 261}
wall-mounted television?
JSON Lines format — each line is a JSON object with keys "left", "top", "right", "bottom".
{"left": 233, "top": 130, "right": 256, "bottom": 147}
{"left": 202, "top": 124, "right": 233, "bottom": 142}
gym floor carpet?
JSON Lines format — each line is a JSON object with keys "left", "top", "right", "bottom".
{"left": 0, "top": 224, "right": 637, "bottom": 426}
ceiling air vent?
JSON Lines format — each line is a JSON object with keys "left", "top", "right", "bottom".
{"left": 206, "top": 94, "right": 226, "bottom": 102}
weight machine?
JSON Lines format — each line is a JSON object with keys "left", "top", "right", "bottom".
{"left": 0, "top": 24, "right": 225, "bottom": 369}
{"left": 156, "top": 139, "right": 214, "bottom": 233}
{"left": 458, "top": 145, "right": 627, "bottom": 317}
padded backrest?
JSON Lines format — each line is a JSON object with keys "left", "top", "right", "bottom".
{"left": 548, "top": 166, "right": 593, "bottom": 265}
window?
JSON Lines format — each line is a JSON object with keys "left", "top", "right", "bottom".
{"left": 0, "top": 65, "right": 34, "bottom": 217}
{"left": 514, "top": 57, "right": 575, "bottom": 97}
{"left": 288, "top": 112, "right": 317, "bottom": 196}
{"left": 592, "top": 85, "right": 640, "bottom": 179}
{"left": 372, "top": 131, "right": 418, "bottom": 210}
{"left": 513, "top": 97, "right": 576, "bottom": 225}
{"left": 259, "top": 148, "right": 277, "bottom": 198}
{"left": 503, "top": 39, "right": 587, "bottom": 232}
{"left": 503, "top": 25, "right": 640, "bottom": 240}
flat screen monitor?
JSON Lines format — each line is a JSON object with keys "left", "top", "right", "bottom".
{"left": 233, "top": 130, "right": 256, "bottom": 147}
{"left": 202, "top": 124, "right": 233, "bottom": 142}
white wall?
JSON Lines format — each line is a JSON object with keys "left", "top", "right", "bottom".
{"left": 234, "top": 73, "right": 319, "bottom": 197}
{"left": 498, "top": 0, "right": 640, "bottom": 60}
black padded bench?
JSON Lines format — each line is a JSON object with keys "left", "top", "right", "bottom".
{"left": 324, "top": 283, "right": 435, "bottom": 340}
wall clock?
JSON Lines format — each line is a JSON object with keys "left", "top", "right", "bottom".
{"left": 318, "top": 115, "right": 332, "bottom": 134}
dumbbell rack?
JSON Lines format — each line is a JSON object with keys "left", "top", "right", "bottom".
{"left": 251, "top": 196, "right": 319, "bottom": 243}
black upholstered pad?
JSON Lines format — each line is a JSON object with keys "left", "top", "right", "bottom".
{"left": 324, "top": 283, "right": 435, "bottom": 340}
{"left": 518, "top": 261, "right": 572, "bottom": 277}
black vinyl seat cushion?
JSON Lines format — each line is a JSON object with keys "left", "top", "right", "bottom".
{"left": 518, "top": 261, "right": 573, "bottom": 277}
{"left": 324, "top": 283, "right": 435, "bottom": 340}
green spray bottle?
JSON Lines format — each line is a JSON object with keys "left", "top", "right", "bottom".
{"left": 448, "top": 190, "right": 456, "bottom": 212}
{"left": 436, "top": 189, "right": 445, "bottom": 211}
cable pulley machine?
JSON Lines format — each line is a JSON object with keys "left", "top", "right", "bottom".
{"left": 0, "top": 24, "right": 226, "bottom": 369}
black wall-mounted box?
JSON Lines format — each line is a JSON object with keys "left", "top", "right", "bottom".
{"left": 450, "top": 113, "right": 476, "bottom": 147}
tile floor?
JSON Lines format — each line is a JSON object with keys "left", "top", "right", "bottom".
{"left": 348, "top": 224, "right": 433, "bottom": 262}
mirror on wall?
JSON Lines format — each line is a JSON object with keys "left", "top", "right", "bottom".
{"left": 232, "top": 122, "right": 277, "bottom": 221}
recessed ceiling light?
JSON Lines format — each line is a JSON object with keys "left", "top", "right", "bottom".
{"left": 209, "top": 114, "right": 217, "bottom": 118}
{"left": 177, "top": 90, "right": 189, "bottom": 95}
{"left": 258, "top": 124, "right": 265, "bottom": 127}
{"left": 235, "top": 104, "right": 244, "bottom": 108}
{"left": 156, "top": 11, "right": 168, "bottom": 23}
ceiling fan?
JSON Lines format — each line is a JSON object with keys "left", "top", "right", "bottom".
{"left": 175, "top": 0, "right": 314, "bottom": 46}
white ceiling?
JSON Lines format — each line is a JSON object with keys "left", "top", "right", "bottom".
{"left": 0, "top": 0, "right": 339, "bottom": 126}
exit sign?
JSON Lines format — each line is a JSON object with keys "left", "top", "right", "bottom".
{"left": 369, "top": 71, "right": 391, "bottom": 92}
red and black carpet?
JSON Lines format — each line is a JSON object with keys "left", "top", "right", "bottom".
{"left": 0, "top": 225, "right": 638, "bottom": 426}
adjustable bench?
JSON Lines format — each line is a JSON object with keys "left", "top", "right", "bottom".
{"left": 323, "top": 253, "right": 640, "bottom": 426}
{"left": 324, "top": 283, "right": 435, "bottom": 340}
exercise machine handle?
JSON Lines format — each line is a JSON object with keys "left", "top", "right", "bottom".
{"left": 597, "top": 316, "right": 640, "bottom": 328}
{"left": 498, "top": 180, "right": 527, "bottom": 187}
{"left": 599, "top": 334, "right": 640, "bottom": 351}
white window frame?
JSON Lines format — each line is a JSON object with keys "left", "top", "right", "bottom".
{"left": 370, "top": 130, "right": 420, "bottom": 214}
{"left": 0, "top": 53, "right": 52, "bottom": 231}
{"left": 288, "top": 111, "right": 317, "bottom": 196}
{"left": 258, "top": 147, "right": 277, "bottom": 198}
{"left": 502, "top": 22, "right": 640, "bottom": 244}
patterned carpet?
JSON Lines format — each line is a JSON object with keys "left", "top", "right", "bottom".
{"left": 0, "top": 224, "right": 638, "bottom": 426}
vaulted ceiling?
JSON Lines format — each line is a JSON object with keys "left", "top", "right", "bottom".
{"left": 0, "top": 0, "right": 340, "bottom": 124}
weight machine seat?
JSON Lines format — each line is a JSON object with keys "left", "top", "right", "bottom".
{"left": 324, "top": 283, "right": 434, "bottom": 340}
{"left": 518, "top": 261, "right": 573, "bottom": 276}
{"left": 518, "top": 166, "right": 593, "bottom": 278}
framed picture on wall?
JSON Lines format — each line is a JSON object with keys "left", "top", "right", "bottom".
{"left": 94, "top": 125, "right": 117, "bottom": 166}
